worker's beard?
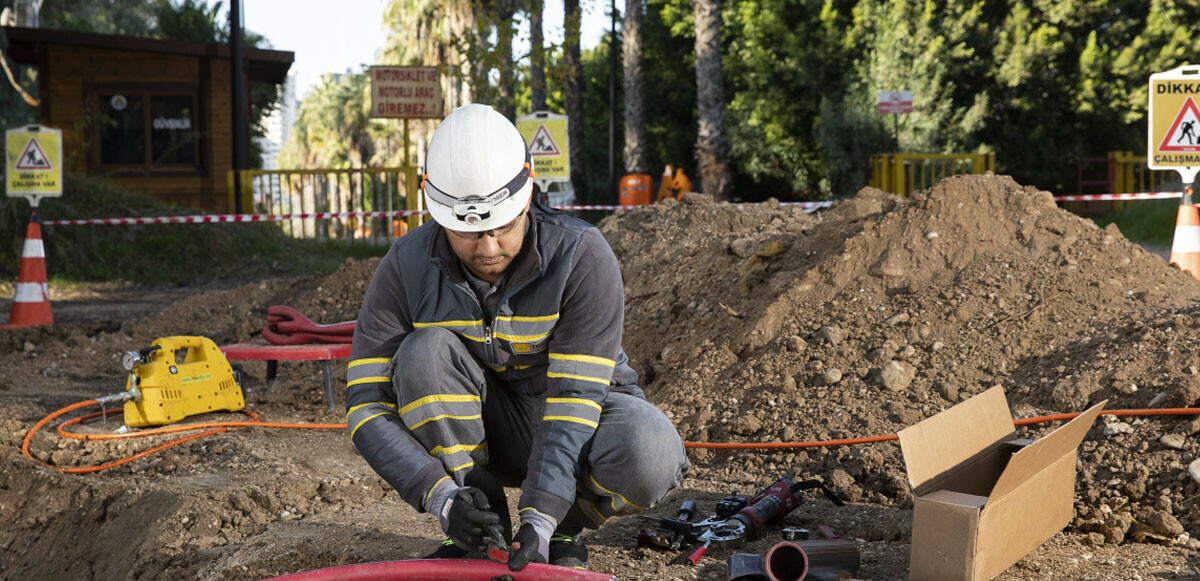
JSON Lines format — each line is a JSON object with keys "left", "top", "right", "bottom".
{"left": 463, "top": 248, "right": 519, "bottom": 282}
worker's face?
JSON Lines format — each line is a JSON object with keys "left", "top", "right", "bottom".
{"left": 443, "top": 198, "right": 531, "bottom": 284}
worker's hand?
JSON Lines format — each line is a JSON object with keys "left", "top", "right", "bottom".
{"left": 445, "top": 487, "right": 502, "bottom": 551}
{"left": 507, "top": 523, "right": 547, "bottom": 571}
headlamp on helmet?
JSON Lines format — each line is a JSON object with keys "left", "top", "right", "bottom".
{"left": 423, "top": 149, "right": 532, "bottom": 227}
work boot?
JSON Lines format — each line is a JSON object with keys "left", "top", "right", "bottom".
{"left": 548, "top": 529, "right": 589, "bottom": 569}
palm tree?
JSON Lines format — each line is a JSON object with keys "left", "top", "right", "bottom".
{"left": 496, "top": 0, "right": 518, "bottom": 120}
{"left": 622, "top": 0, "right": 648, "bottom": 175}
{"left": 564, "top": 0, "right": 587, "bottom": 199}
{"left": 381, "top": 0, "right": 477, "bottom": 162}
{"left": 530, "top": 0, "right": 547, "bottom": 112}
{"left": 692, "top": 0, "right": 732, "bottom": 200}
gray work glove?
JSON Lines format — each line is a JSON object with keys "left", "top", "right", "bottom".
{"left": 508, "top": 523, "right": 548, "bottom": 571}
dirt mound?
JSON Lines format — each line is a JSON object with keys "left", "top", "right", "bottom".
{"left": 129, "top": 257, "right": 379, "bottom": 344}
{"left": 600, "top": 174, "right": 1200, "bottom": 540}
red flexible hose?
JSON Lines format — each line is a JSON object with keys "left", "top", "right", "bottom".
{"left": 264, "top": 559, "right": 615, "bottom": 581}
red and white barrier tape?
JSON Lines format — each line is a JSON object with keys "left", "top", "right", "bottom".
{"left": 41, "top": 201, "right": 833, "bottom": 226}
{"left": 41, "top": 209, "right": 428, "bottom": 226}
{"left": 1053, "top": 191, "right": 1182, "bottom": 202}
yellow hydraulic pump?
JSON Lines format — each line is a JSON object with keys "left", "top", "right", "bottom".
{"left": 120, "top": 336, "right": 244, "bottom": 428}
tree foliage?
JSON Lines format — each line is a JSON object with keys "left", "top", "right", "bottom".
{"left": 289, "top": 0, "right": 1200, "bottom": 200}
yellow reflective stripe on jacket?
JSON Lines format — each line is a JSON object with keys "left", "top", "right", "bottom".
{"left": 429, "top": 442, "right": 487, "bottom": 457}
{"left": 546, "top": 372, "right": 611, "bottom": 386}
{"left": 412, "top": 320, "right": 486, "bottom": 342}
{"left": 399, "top": 393, "right": 481, "bottom": 415}
{"left": 545, "top": 397, "right": 602, "bottom": 412}
{"left": 493, "top": 331, "right": 552, "bottom": 342}
{"left": 409, "top": 413, "right": 483, "bottom": 431}
{"left": 349, "top": 357, "right": 391, "bottom": 367}
{"left": 495, "top": 313, "right": 560, "bottom": 323}
{"left": 413, "top": 319, "right": 483, "bottom": 327}
{"left": 347, "top": 376, "right": 390, "bottom": 387}
{"left": 548, "top": 353, "right": 615, "bottom": 367}
{"left": 588, "top": 473, "right": 648, "bottom": 511}
{"left": 543, "top": 415, "right": 600, "bottom": 429}
{"left": 346, "top": 402, "right": 399, "bottom": 432}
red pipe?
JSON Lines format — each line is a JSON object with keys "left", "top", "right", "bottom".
{"left": 264, "top": 559, "right": 616, "bottom": 581}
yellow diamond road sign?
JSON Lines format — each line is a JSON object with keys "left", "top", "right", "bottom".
{"left": 1149, "top": 66, "right": 1200, "bottom": 183}
{"left": 7, "top": 125, "right": 63, "bottom": 199}
{"left": 516, "top": 111, "right": 570, "bottom": 182}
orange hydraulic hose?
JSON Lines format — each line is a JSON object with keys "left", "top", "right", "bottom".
{"left": 22, "top": 400, "right": 1200, "bottom": 473}
{"left": 680, "top": 408, "right": 1200, "bottom": 449}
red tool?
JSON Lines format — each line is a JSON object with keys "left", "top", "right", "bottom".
{"left": 684, "top": 477, "right": 844, "bottom": 566}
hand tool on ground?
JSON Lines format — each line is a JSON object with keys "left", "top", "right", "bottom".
{"left": 637, "top": 500, "right": 724, "bottom": 550}
{"left": 104, "top": 336, "right": 245, "bottom": 428}
{"left": 684, "top": 476, "right": 844, "bottom": 566}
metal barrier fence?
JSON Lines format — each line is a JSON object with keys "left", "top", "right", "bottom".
{"left": 1077, "top": 151, "right": 1177, "bottom": 196}
{"left": 227, "top": 167, "right": 423, "bottom": 244}
{"left": 869, "top": 153, "right": 995, "bottom": 196}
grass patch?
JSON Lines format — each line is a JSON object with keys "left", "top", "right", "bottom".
{"left": 1, "top": 175, "right": 390, "bottom": 284}
{"left": 1090, "top": 199, "right": 1179, "bottom": 247}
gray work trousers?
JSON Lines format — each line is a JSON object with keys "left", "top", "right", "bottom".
{"left": 392, "top": 327, "right": 688, "bottom": 531}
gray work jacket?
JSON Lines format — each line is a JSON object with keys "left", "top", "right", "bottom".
{"left": 345, "top": 205, "right": 639, "bottom": 528}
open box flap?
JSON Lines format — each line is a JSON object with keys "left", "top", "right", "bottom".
{"left": 899, "top": 385, "right": 1017, "bottom": 491}
{"left": 986, "top": 399, "right": 1107, "bottom": 503}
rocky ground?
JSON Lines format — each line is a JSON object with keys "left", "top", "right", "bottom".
{"left": 2, "top": 174, "right": 1199, "bottom": 579}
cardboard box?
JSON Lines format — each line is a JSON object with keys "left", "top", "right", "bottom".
{"left": 899, "top": 385, "right": 1106, "bottom": 580}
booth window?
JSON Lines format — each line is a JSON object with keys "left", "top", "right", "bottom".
{"left": 94, "top": 89, "right": 200, "bottom": 171}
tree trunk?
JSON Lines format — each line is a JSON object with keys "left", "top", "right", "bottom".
{"left": 530, "top": 0, "right": 546, "bottom": 112}
{"left": 692, "top": 0, "right": 732, "bottom": 201}
{"left": 564, "top": 0, "right": 587, "bottom": 199}
{"left": 622, "top": 0, "right": 648, "bottom": 175}
{"left": 496, "top": 0, "right": 517, "bottom": 120}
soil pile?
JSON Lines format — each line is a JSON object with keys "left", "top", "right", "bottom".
{"left": 600, "top": 174, "right": 1200, "bottom": 544}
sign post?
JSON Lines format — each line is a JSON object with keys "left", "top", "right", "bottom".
{"left": 1149, "top": 66, "right": 1200, "bottom": 278}
{"left": 370, "top": 66, "right": 443, "bottom": 230}
{"left": 877, "top": 90, "right": 913, "bottom": 147}
{"left": 1149, "top": 66, "right": 1200, "bottom": 193}
{"left": 516, "top": 111, "right": 571, "bottom": 200}
{"left": 5, "top": 124, "right": 62, "bottom": 327}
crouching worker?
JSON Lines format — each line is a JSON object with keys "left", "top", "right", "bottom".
{"left": 345, "top": 104, "right": 689, "bottom": 571}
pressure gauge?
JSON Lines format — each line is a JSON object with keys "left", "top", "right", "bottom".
{"left": 121, "top": 350, "right": 143, "bottom": 372}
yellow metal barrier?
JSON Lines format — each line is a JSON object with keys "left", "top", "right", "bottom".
{"left": 1108, "top": 151, "right": 1175, "bottom": 194}
{"left": 869, "top": 153, "right": 995, "bottom": 196}
{"left": 227, "top": 167, "right": 422, "bottom": 243}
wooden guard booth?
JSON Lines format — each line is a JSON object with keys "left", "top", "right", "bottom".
{"left": 3, "top": 26, "right": 293, "bottom": 212}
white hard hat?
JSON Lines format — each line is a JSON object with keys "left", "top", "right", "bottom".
{"left": 423, "top": 104, "right": 533, "bottom": 231}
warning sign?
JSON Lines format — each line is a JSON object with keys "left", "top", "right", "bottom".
{"left": 516, "top": 111, "right": 570, "bottom": 181}
{"left": 1148, "top": 66, "right": 1200, "bottom": 182}
{"left": 15, "top": 139, "right": 52, "bottom": 170}
{"left": 6, "top": 125, "right": 63, "bottom": 199}
{"left": 528, "top": 125, "right": 561, "bottom": 156}
{"left": 1157, "top": 97, "right": 1200, "bottom": 152}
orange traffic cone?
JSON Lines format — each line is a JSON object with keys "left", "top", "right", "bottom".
{"left": 3, "top": 210, "right": 52, "bottom": 329}
{"left": 1169, "top": 200, "right": 1200, "bottom": 281}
